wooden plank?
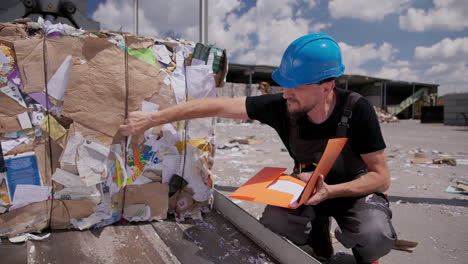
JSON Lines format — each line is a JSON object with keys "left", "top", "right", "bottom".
{"left": 28, "top": 224, "right": 180, "bottom": 264}
{"left": 151, "top": 213, "right": 277, "bottom": 264}
{"left": 213, "top": 190, "right": 321, "bottom": 264}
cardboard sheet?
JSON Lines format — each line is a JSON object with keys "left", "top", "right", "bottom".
{"left": 63, "top": 37, "right": 126, "bottom": 137}
{"left": 229, "top": 138, "right": 348, "bottom": 208}
{"left": 13, "top": 38, "right": 45, "bottom": 93}
{"left": 13, "top": 36, "right": 80, "bottom": 93}
{"left": 124, "top": 183, "right": 169, "bottom": 220}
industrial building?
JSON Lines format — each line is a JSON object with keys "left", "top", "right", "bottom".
{"left": 226, "top": 63, "right": 440, "bottom": 120}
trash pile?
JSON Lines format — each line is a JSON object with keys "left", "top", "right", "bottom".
{"left": 0, "top": 18, "right": 227, "bottom": 237}
{"left": 374, "top": 106, "right": 399, "bottom": 123}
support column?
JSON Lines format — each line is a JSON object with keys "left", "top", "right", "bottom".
{"left": 199, "top": 0, "right": 208, "bottom": 44}
{"left": 133, "top": 0, "right": 139, "bottom": 35}
{"left": 412, "top": 83, "right": 415, "bottom": 119}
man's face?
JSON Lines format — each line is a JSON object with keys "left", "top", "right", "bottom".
{"left": 282, "top": 83, "right": 321, "bottom": 114}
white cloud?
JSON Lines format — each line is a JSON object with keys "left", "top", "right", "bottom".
{"left": 329, "top": 0, "right": 410, "bottom": 21}
{"left": 399, "top": 0, "right": 468, "bottom": 32}
{"left": 92, "top": 0, "right": 198, "bottom": 40}
{"left": 209, "top": 0, "right": 324, "bottom": 66}
{"left": 413, "top": 37, "right": 468, "bottom": 94}
{"left": 414, "top": 37, "right": 468, "bottom": 63}
{"left": 339, "top": 42, "right": 398, "bottom": 74}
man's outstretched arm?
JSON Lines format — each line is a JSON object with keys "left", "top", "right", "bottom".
{"left": 119, "top": 97, "right": 249, "bottom": 136}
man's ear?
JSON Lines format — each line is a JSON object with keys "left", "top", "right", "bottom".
{"left": 322, "top": 81, "right": 335, "bottom": 95}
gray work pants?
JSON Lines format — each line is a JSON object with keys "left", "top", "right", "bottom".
{"left": 259, "top": 193, "right": 396, "bottom": 263}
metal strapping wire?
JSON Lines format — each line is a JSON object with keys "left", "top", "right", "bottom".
{"left": 42, "top": 31, "right": 55, "bottom": 227}
{"left": 121, "top": 34, "right": 129, "bottom": 217}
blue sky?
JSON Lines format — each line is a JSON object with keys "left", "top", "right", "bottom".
{"left": 86, "top": 0, "right": 468, "bottom": 95}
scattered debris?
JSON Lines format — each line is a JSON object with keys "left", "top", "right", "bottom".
{"left": 393, "top": 239, "right": 418, "bottom": 253}
{"left": 444, "top": 185, "right": 468, "bottom": 195}
{"left": 433, "top": 158, "right": 457, "bottom": 166}
{"left": 411, "top": 152, "right": 430, "bottom": 164}
{"left": 229, "top": 136, "right": 265, "bottom": 145}
{"left": 374, "top": 106, "right": 399, "bottom": 123}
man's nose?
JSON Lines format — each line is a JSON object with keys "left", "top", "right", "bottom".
{"left": 283, "top": 88, "right": 293, "bottom": 99}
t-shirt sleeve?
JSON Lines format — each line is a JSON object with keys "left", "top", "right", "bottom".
{"left": 349, "top": 97, "right": 386, "bottom": 154}
{"left": 245, "top": 94, "right": 286, "bottom": 129}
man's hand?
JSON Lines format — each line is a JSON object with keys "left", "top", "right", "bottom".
{"left": 304, "top": 175, "right": 331, "bottom": 205}
{"left": 298, "top": 173, "right": 331, "bottom": 206}
{"left": 119, "top": 111, "right": 154, "bottom": 136}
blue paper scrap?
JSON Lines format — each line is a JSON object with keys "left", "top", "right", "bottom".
{"left": 5, "top": 153, "right": 42, "bottom": 201}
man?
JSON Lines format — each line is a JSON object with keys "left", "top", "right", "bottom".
{"left": 120, "top": 33, "right": 396, "bottom": 264}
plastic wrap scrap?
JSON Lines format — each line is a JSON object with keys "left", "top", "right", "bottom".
{"left": 0, "top": 19, "right": 227, "bottom": 237}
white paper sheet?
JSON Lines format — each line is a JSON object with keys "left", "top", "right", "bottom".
{"left": 10, "top": 184, "right": 51, "bottom": 211}
{"left": 45, "top": 55, "right": 72, "bottom": 101}
{"left": 267, "top": 180, "right": 305, "bottom": 206}
{"left": 152, "top": 44, "right": 172, "bottom": 65}
{"left": 76, "top": 140, "right": 110, "bottom": 186}
{"left": 0, "top": 82, "right": 27, "bottom": 108}
{"left": 52, "top": 168, "right": 86, "bottom": 187}
{"left": 17, "top": 112, "right": 32, "bottom": 129}
{"left": 38, "top": 17, "right": 84, "bottom": 36}
{"left": 171, "top": 44, "right": 194, "bottom": 104}
{"left": 9, "top": 233, "right": 50, "bottom": 243}
{"left": 162, "top": 155, "right": 181, "bottom": 184}
{"left": 123, "top": 204, "right": 151, "bottom": 221}
{"left": 131, "top": 175, "right": 153, "bottom": 185}
{"left": 70, "top": 212, "right": 108, "bottom": 230}
{"left": 1, "top": 137, "right": 29, "bottom": 155}
{"left": 183, "top": 144, "right": 211, "bottom": 202}
{"left": 54, "top": 186, "right": 102, "bottom": 204}
{"left": 186, "top": 64, "right": 216, "bottom": 100}
{"left": 60, "top": 133, "right": 85, "bottom": 174}
{"left": 141, "top": 100, "right": 159, "bottom": 112}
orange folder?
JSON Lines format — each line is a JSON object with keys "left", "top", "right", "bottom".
{"left": 229, "top": 138, "right": 348, "bottom": 209}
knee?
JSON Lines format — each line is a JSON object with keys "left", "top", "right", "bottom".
{"left": 259, "top": 205, "right": 312, "bottom": 245}
{"left": 354, "top": 211, "right": 396, "bottom": 256}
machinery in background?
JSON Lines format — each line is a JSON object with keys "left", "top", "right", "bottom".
{"left": 0, "top": 0, "right": 99, "bottom": 30}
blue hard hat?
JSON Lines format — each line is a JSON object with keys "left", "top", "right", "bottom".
{"left": 272, "top": 33, "right": 345, "bottom": 88}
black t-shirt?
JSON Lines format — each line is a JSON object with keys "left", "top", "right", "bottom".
{"left": 245, "top": 88, "right": 386, "bottom": 160}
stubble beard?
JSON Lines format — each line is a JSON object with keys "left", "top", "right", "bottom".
{"left": 286, "top": 99, "right": 316, "bottom": 120}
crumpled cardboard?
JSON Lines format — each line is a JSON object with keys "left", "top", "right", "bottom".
{"left": 0, "top": 113, "right": 22, "bottom": 132}
{"left": 0, "top": 199, "right": 95, "bottom": 237}
{"left": 0, "top": 23, "right": 28, "bottom": 41}
{"left": 0, "top": 201, "right": 48, "bottom": 237}
{"left": 49, "top": 200, "right": 95, "bottom": 229}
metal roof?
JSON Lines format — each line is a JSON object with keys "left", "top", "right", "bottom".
{"left": 226, "top": 63, "right": 439, "bottom": 91}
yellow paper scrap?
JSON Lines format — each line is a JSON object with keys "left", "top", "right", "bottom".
{"left": 40, "top": 114, "right": 66, "bottom": 140}
{"left": 175, "top": 139, "right": 211, "bottom": 155}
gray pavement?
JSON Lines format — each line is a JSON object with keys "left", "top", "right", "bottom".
{"left": 211, "top": 120, "right": 468, "bottom": 264}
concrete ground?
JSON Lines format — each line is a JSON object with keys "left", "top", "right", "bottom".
{"left": 211, "top": 120, "right": 468, "bottom": 264}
